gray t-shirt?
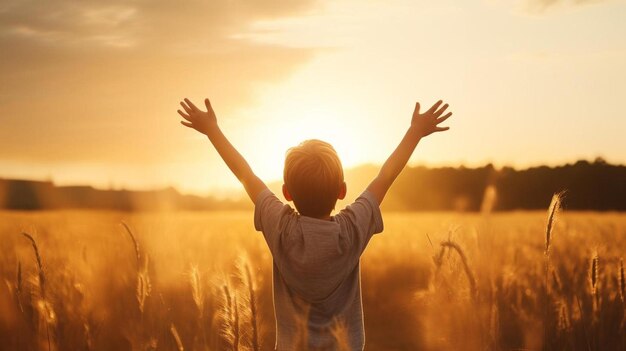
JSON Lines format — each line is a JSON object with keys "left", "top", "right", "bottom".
{"left": 254, "top": 189, "right": 384, "bottom": 351}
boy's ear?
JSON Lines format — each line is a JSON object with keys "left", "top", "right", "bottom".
{"left": 282, "top": 184, "right": 293, "bottom": 201}
{"left": 338, "top": 182, "right": 347, "bottom": 200}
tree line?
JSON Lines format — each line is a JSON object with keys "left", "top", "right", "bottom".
{"left": 0, "top": 159, "right": 624, "bottom": 211}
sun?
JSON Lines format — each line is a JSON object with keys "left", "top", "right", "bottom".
{"left": 243, "top": 105, "right": 367, "bottom": 184}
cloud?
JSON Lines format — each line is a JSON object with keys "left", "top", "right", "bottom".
{"left": 0, "top": 0, "right": 319, "bottom": 49}
{"left": 0, "top": 2, "right": 140, "bottom": 48}
{"left": 524, "top": 0, "right": 607, "bottom": 13}
{"left": 0, "top": 0, "right": 320, "bottom": 165}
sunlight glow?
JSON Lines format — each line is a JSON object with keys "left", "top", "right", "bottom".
{"left": 1, "top": 0, "right": 625, "bottom": 194}
{"left": 231, "top": 93, "right": 370, "bottom": 187}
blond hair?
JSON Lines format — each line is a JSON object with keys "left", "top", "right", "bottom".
{"left": 284, "top": 140, "right": 344, "bottom": 217}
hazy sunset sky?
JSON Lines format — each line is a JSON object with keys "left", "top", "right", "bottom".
{"left": 1, "top": 0, "right": 625, "bottom": 195}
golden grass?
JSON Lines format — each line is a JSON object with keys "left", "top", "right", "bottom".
{"left": 1, "top": 208, "right": 625, "bottom": 350}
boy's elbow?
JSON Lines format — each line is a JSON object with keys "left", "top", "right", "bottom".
{"left": 239, "top": 174, "right": 255, "bottom": 189}
{"left": 235, "top": 165, "right": 255, "bottom": 183}
{"left": 375, "top": 170, "right": 394, "bottom": 185}
{"left": 241, "top": 174, "right": 265, "bottom": 191}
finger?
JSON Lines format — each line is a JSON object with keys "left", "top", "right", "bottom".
{"left": 205, "top": 98, "right": 212, "bottom": 111}
{"left": 436, "top": 112, "right": 452, "bottom": 124}
{"left": 413, "top": 102, "right": 420, "bottom": 116}
{"left": 180, "top": 101, "right": 193, "bottom": 114}
{"left": 434, "top": 126, "right": 450, "bottom": 132}
{"left": 184, "top": 98, "right": 200, "bottom": 112}
{"left": 177, "top": 110, "right": 192, "bottom": 121}
{"left": 180, "top": 121, "right": 193, "bottom": 128}
{"left": 434, "top": 103, "right": 449, "bottom": 117}
{"left": 426, "top": 100, "right": 443, "bottom": 114}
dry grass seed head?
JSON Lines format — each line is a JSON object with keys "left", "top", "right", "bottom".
{"left": 22, "top": 232, "right": 45, "bottom": 297}
{"left": 170, "top": 323, "right": 184, "bottom": 351}
{"left": 590, "top": 252, "right": 599, "bottom": 294}
{"left": 17, "top": 261, "right": 22, "bottom": 293}
{"left": 36, "top": 298, "right": 57, "bottom": 325}
{"left": 551, "top": 268, "right": 563, "bottom": 294}
{"left": 557, "top": 301, "right": 570, "bottom": 331}
{"left": 235, "top": 256, "right": 260, "bottom": 351}
{"left": 121, "top": 222, "right": 141, "bottom": 267}
{"left": 189, "top": 264, "right": 204, "bottom": 314}
{"left": 136, "top": 254, "right": 151, "bottom": 314}
{"left": 618, "top": 258, "right": 626, "bottom": 302}
{"left": 440, "top": 240, "right": 477, "bottom": 299}
{"left": 217, "top": 281, "right": 240, "bottom": 350}
{"left": 15, "top": 260, "right": 24, "bottom": 312}
{"left": 545, "top": 192, "right": 563, "bottom": 255}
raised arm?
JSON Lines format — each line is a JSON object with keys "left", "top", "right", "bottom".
{"left": 177, "top": 98, "right": 267, "bottom": 202}
{"left": 366, "top": 100, "right": 452, "bottom": 204}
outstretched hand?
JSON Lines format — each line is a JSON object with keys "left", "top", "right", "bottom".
{"left": 177, "top": 98, "right": 217, "bottom": 135}
{"left": 176, "top": 97, "right": 268, "bottom": 202}
{"left": 411, "top": 100, "right": 452, "bottom": 138}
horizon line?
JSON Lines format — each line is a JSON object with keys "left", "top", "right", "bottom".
{"left": 1, "top": 157, "right": 620, "bottom": 198}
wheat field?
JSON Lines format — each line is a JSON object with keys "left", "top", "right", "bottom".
{"left": 1, "top": 203, "right": 625, "bottom": 350}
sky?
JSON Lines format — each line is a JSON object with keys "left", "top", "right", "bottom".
{"left": 1, "top": 0, "right": 625, "bottom": 195}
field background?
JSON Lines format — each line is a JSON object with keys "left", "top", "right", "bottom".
{"left": 1, "top": 209, "right": 625, "bottom": 350}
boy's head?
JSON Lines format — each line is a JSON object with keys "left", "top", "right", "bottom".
{"left": 283, "top": 139, "right": 347, "bottom": 218}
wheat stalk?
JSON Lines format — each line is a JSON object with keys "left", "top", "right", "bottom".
{"left": 235, "top": 256, "right": 260, "bottom": 351}
{"left": 189, "top": 264, "right": 204, "bottom": 315}
{"left": 22, "top": 232, "right": 52, "bottom": 351}
{"left": 543, "top": 192, "right": 562, "bottom": 347}
{"left": 545, "top": 192, "right": 563, "bottom": 255}
{"left": 440, "top": 240, "right": 477, "bottom": 299}
{"left": 551, "top": 268, "right": 563, "bottom": 295}
{"left": 170, "top": 323, "right": 184, "bottom": 351}
{"left": 136, "top": 254, "right": 151, "bottom": 314}
{"left": 432, "top": 244, "right": 446, "bottom": 272}
{"left": 17, "top": 260, "right": 22, "bottom": 292}
{"left": 244, "top": 264, "right": 260, "bottom": 351}
{"left": 589, "top": 252, "right": 600, "bottom": 319}
{"left": 233, "top": 293, "right": 240, "bottom": 351}
{"left": 120, "top": 222, "right": 151, "bottom": 314}
{"left": 217, "top": 282, "right": 240, "bottom": 351}
{"left": 121, "top": 222, "right": 141, "bottom": 267}
{"left": 557, "top": 301, "right": 570, "bottom": 332}
{"left": 189, "top": 264, "right": 210, "bottom": 348}
{"left": 22, "top": 233, "right": 46, "bottom": 297}
{"left": 619, "top": 258, "right": 625, "bottom": 304}
{"left": 590, "top": 253, "right": 598, "bottom": 294}
{"left": 489, "top": 301, "right": 499, "bottom": 348}
{"left": 15, "top": 260, "right": 23, "bottom": 312}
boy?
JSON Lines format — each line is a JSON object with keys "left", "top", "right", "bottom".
{"left": 177, "top": 98, "right": 452, "bottom": 350}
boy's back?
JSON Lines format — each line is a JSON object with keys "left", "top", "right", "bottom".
{"left": 176, "top": 97, "right": 451, "bottom": 350}
{"left": 255, "top": 189, "right": 383, "bottom": 350}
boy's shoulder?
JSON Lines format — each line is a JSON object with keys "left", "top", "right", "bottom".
{"left": 334, "top": 190, "right": 384, "bottom": 234}
{"left": 253, "top": 188, "right": 294, "bottom": 232}
{"left": 255, "top": 188, "right": 383, "bottom": 239}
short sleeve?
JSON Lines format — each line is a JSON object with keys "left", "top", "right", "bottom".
{"left": 254, "top": 188, "right": 285, "bottom": 232}
{"left": 254, "top": 189, "right": 294, "bottom": 259}
{"left": 336, "top": 190, "right": 384, "bottom": 253}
